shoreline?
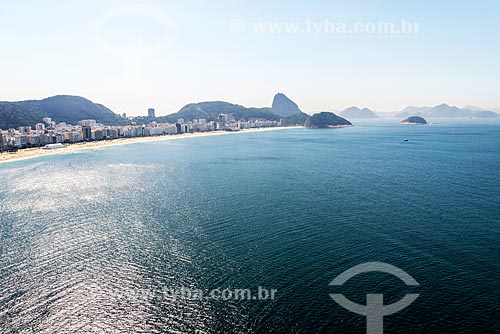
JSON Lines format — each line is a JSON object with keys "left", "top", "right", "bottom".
{"left": 305, "top": 125, "right": 353, "bottom": 129}
{"left": 0, "top": 126, "right": 302, "bottom": 165}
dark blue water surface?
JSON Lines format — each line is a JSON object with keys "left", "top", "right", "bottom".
{"left": 1, "top": 120, "right": 499, "bottom": 333}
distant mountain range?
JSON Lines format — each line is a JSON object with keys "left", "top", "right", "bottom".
{"left": 340, "top": 106, "right": 379, "bottom": 119}
{"left": 2, "top": 94, "right": 498, "bottom": 130}
{"left": 0, "top": 95, "right": 126, "bottom": 129}
{"left": 395, "top": 104, "right": 500, "bottom": 118}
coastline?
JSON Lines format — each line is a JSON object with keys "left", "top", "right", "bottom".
{"left": 304, "top": 124, "right": 353, "bottom": 129}
{"left": 0, "top": 126, "right": 302, "bottom": 165}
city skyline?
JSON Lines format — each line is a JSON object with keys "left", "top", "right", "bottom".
{"left": 1, "top": 0, "right": 500, "bottom": 115}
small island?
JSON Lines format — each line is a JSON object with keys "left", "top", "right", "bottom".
{"left": 304, "top": 112, "right": 352, "bottom": 128}
{"left": 401, "top": 116, "right": 427, "bottom": 125}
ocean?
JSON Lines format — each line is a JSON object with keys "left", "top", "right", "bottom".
{"left": 1, "top": 119, "right": 499, "bottom": 333}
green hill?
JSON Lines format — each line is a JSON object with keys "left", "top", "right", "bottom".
{"left": 0, "top": 95, "right": 126, "bottom": 129}
{"left": 304, "top": 112, "right": 352, "bottom": 128}
{"left": 156, "top": 101, "right": 309, "bottom": 125}
{"left": 281, "top": 112, "right": 310, "bottom": 125}
{"left": 158, "top": 101, "right": 303, "bottom": 123}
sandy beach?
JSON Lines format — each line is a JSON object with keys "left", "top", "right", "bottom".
{"left": 0, "top": 126, "right": 302, "bottom": 165}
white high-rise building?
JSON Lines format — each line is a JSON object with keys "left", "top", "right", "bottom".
{"left": 80, "top": 119, "right": 97, "bottom": 127}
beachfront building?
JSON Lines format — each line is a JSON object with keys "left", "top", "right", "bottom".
{"left": 1, "top": 113, "right": 283, "bottom": 150}
{"left": 35, "top": 123, "right": 46, "bottom": 132}
{"left": 15, "top": 135, "right": 27, "bottom": 147}
{"left": 18, "top": 126, "right": 32, "bottom": 133}
{"left": 82, "top": 126, "right": 92, "bottom": 140}
{"left": 218, "top": 114, "right": 227, "bottom": 129}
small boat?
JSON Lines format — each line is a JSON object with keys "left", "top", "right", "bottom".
{"left": 403, "top": 139, "right": 409, "bottom": 142}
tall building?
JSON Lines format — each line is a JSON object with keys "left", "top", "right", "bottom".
{"left": 148, "top": 108, "right": 156, "bottom": 118}
{"left": 218, "top": 114, "right": 227, "bottom": 128}
{"left": 82, "top": 126, "right": 92, "bottom": 140}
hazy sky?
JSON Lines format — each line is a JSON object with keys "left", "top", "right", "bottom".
{"left": 1, "top": 0, "right": 499, "bottom": 116}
